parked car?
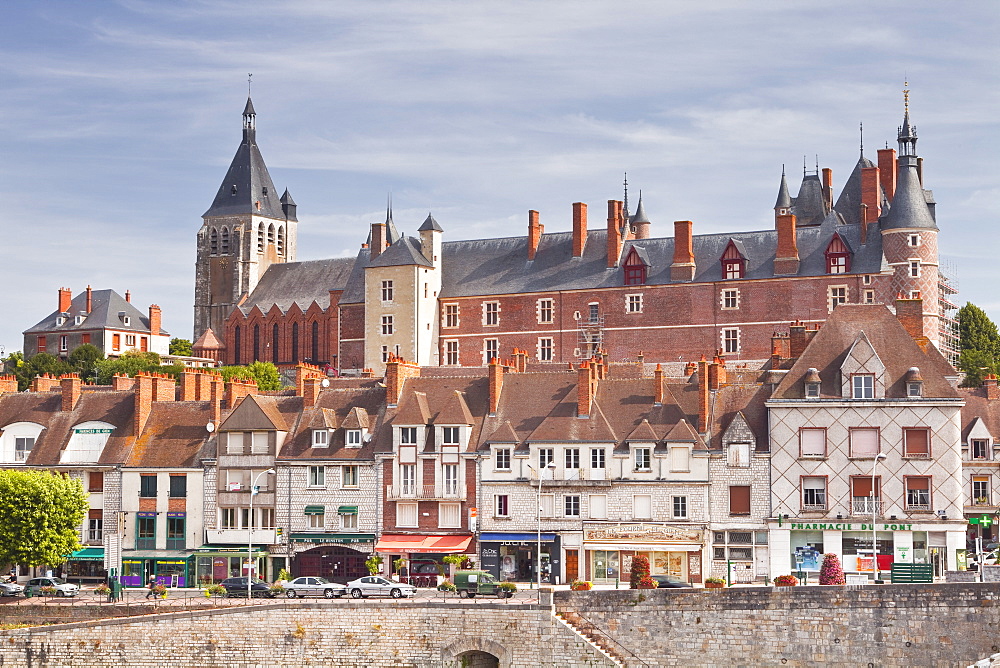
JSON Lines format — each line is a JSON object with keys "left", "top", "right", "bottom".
{"left": 0, "top": 581, "right": 24, "bottom": 597}
{"left": 283, "top": 576, "right": 346, "bottom": 599}
{"left": 451, "top": 570, "right": 512, "bottom": 598}
{"left": 219, "top": 577, "right": 275, "bottom": 598}
{"left": 24, "top": 577, "right": 79, "bottom": 597}
{"left": 345, "top": 576, "right": 417, "bottom": 599}
{"left": 650, "top": 575, "right": 693, "bottom": 589}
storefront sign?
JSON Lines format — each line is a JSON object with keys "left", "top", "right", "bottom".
{"left": 585, "top": 524, "right": 701, "bottom": 542}
{"left": 74, "top": 428, "right": 113, "bottom": 434}
{"left": 789, "top": 522, "right": 913, "bottom": 531}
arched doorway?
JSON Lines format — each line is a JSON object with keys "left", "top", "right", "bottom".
{"left": 292, "top": 545, "right": 368, "bottom": 583}
{"left": 441, "top": 638, "right": 510, "bottom": 667}
{"left": 455, "top": 650, "right": 500, "bottom": 668}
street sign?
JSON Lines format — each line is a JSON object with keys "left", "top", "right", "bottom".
{"left": 970, "top": 515, "right": 993, "bottom": 526}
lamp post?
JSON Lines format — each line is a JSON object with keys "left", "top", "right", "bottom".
{"left": 528, "top": 459, "right": 557, "bottom": 590}
{"left": 872, "top": 452, "right": 887, "bottom": 583}
{"left": 248, "top": 468, "right": 276, "bottom": 596}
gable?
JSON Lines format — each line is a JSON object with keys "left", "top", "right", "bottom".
{"left": 219, "top": 394, "right": 285, "bottom": 432}
{"left": 840, "top": 331, "right": 886, "bottom": 398}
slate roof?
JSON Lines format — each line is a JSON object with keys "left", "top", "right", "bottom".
{"left": 881, "top": 158, "right": 937, "bottom": 230}
{"left": 369, "top": 237, "right": 433, "bottom": 268}
{"left": 378, "top": 374, "right": 491, "bottom": 454}
{"left": 792, "top": 174, "right": 828, "bottom": 227}
{"left": 959, "top": 387, "right": 1000, "bottom": 442}
{"left": 418, "top": 214, "right": 443, "bottom": 232}
{"left": 24, "top": 289, "right": 167, "bottom": 336}
{"left": 833, "top": 155, "right": 886, "bottom": 227}
{"left": 238, "top": 257, "right": 355, "bottom": 315}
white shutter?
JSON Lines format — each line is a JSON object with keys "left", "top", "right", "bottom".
{"left": 633, "top": 494, "right": 652, "bottom": 519}
{"left": 589, "top": 494, "right": 607, "bottom": 519}
{"left": 670, "top": 447, "right": 690, "bottom": 472}
{"left": 800, "top": 429, "right": 827, "bottom": 457}
{"left": 850, "top": 429, "right": 879, "bottom": 457}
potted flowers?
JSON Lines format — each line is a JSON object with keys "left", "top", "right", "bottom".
{"left": 704, "top": 577, "right": 726, "bottom": 589}
{"left": 570, "top": 580, "right": 593, "bottom": 591}
{"left": 819, "top": 553, "right": 846, "bottom": 585}
{"left": 151, "top": 583, "right": 167, "bottom": 599}
{"left": 772, "top": 574, "right": 799, "bottom": 587}
{"left": 497, "top": 582, "right": 518, "bottom": 596}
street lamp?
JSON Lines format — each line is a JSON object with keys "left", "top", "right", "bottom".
{"left": 248, "top": 468, "right": 276, "bottom": 596}
{"left": 528, "top": 459, "right": 557, "bottom": 590}
{"left": 872, "top": 452, "right": 887, "bottom": 583}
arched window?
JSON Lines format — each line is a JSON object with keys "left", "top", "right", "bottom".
{"left": 233, "top": 325, "right": 241, "bottom": 365}
{"left": 268, "top": 224, "right": 275, "bottom": 246}
{"left": 221, "top": 227, "right": 230, "bottom": 255}
{"left": 253, "top": 325, "right": 260, "bottom": 361}
{"left": 277, "top": 226, "right": 285, "bottom": 256}
{"left": 311, "top": 320, "right": 319, "bottom": 363}
{"left": 825, "top": 234, "right": 851, "bottom": 274}
{"left": 210, "top": 228, "right": 218, "bottom": 255}
{"left": 291, "top": 322, "right": 299, "bottom": 363}
{"left": 257, "top": 223, "right": 265, "bottom": 253}
{"left": 272, "top": 323, "right": 280, "bottom": 363}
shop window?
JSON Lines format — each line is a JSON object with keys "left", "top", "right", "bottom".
{"left": 903, "top": 428, "right": 930, "bottom": 458}
{"left": 973, "top": 476, "right": 991, "bottom": 506}
{"left": 972, "top": 439, "right": 991, "bottom": 461}
{"left": 495, "top": 448, "right": 511, "bottom": 471}
{"left": 905, "top": 477, "right": 931, "bottom": 511}
{"left": 799, "top": 428, "right": 827, "bottom": 458}
{"left": 849, "top": 428, "right": 879, "bottom": 458}
{"left": 801, "top": 477, "right": 827, "bottom": 511}
{"left": 729, "top": 486, "right": 751, "bottom": 515}
{"left": 495, "top": 495, "right": 509, "bottom": 517}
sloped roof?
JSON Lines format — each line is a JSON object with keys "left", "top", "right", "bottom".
{"left": 881, "top": 159, "right": 938, "bottom": 230}
{"left": 239, "top": 257, "right": 355, "bottom": 315}
{"left": 368, "top": 237, "right": 433, "bottom": 268}
{"left": 834, "top": 155, "right": 885, "bottom": 226}
{"left": 24, "top": 289, "right": 167, "bottom": 336}
{"left": 128, "top": 401, "right": 214, "bottom": 467}
{"left": 193, "top": 328, "right": 223, "bottom": 351}
{"left": 219, "top": 394, "right": 291, "bottom": 432}
{"left": 279, "top": 383, "right": 386, "bottom": 460}
{"left": 394, "top": 391, "right": 432, "bottom": 425}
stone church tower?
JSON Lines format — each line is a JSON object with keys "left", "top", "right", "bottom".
{"left": 193, "top": 98, "right": 298, "bottom": 344}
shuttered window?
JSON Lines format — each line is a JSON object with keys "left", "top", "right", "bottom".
{"left": 729, "top": 486, "right": 751, "bottom": 515}
{"left": 904, "top": 428, "right": 930, "bottom": 457}
{"left": 850, "top": 428, "right": 879, "bottom": 458}
{"left": 800, "top": 428, "right": 827, "bottom": 457}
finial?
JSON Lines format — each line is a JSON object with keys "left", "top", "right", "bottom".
{"left": 386, "top": 192, "right": 392, "bottom": 223}
{"left": 903, "top": 79, "right": 909, "bottom": 112}
{"left": 802, "top": 156, "right": 806, "bottom": 177}
{"left": 248, "top": 73, "right": 252, "bottom": 97}
{"left": 859, "top": 122, "right": 864, "bottom": 156}
{"left": 782, "top": 164, "right": 785, "bottom": 177}
{"left": 815, "top": 155, "right": 819, "bottom": 173}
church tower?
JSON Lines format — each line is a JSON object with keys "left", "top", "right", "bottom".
{"left": 193, "top": 98, "right": 298, "bottom": 343}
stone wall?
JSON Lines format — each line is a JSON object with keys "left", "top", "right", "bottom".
{"left": 555, "top": 583, "right": 1000, "bottom": 667}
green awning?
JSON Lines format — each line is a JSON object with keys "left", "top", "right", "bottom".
{"left": 69, "top": 547, "right": 105, "bottom": 561}
{"left": 290, "top": 533, "right": 375, "bottom": 545}
{"left": 338, "top": 505, "right": 359, "bottom": 514}
{"left": 304, "top": 505, "right": 325, "bottom": 515}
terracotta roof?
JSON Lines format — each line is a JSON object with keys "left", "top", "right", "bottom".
{"left": 278, "top": 385, "right": 386, "bottom": 460}
{"left": 128, "top": 401, "right": 214, "bottom": 467}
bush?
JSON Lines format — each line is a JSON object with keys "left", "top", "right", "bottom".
{"left": 277, "top": 569, "right": 292, "bottom": 582}
{"left": 95, "top": 583, "right": 111, "bottom": 595}
{"left": 151, "top": 584, "right": 167, "bottom": 597}
{"left": 269, "top": 584, "right": 285, "bottom": 594}
{"left": 206, "top": 584, "right": 226, "bottom": 597}
{"left": 497, "top": 582, "right": 517, "bottom": 593}
{"left": 819, "top": 553, "right": 846, "bottom": 585}
{"left": 635, "top": 576, "right": 658, "bottom": 589}
{"left": 629, "top": 555, "right": 651, "bottom": 589}
{"left": 704, "top": 577, "right": 726, "bottom": 585}
{"left": 773, "top": 574, "right": 799, "bottom": 587}
{"left": 437, "top": 580, "right": 456, "bottom": 592}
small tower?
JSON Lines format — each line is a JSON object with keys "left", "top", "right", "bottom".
{"left": 631, "top": 192, "right": 651, "bottom": 239}
{"left": 193, "top": 97, "right": 298, "bottom": 343}
{"left": 773, "top": 168, "right": 799, "bottom": 275}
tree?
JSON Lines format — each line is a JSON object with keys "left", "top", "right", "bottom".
{"left": 220, "top": 361, "right": 283, "bottom": 391}
{"left": 67, "top": 344, "right": 104, "bottom": 383}
{"left": 958, "top": 303, "right": 1000, "bottom": 387}
{"left": 94, "top": 350, "right": 163, "bottom": 385}
{"left": 629, "top": 554, "right": 656, "bottom": 589}
{"left": 0, "top": 470, "right": 88, "bottom": 568}
{"left": 8, "top": 353, "right": 73, "bottom": 391}
{"left": 169, "top": 338, "right": 193, "bottom": 357}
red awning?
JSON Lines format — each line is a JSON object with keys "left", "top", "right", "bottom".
{"left": 375, "top": 534, "right": 473, "bottom": 554}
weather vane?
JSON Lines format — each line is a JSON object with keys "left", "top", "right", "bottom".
{"left": 903, "top": 79, "right": 909, "bottom": 111}
{"left": 248, "top": 73, "right": 253, "bottom": 96}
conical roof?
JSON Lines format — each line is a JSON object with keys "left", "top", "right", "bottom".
{"left": 630, "top": 195, "right": 650, "bottom": 224}
{"left": 774, "top": 170, "right": 791, "bottom": 209}
{"left": 418, "top": 213, "right": 443, "bottom": 232}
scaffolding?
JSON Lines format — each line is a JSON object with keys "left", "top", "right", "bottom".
{"left": 577, "top": 315, "right": 604, "bottom": 359}
{"left": 938, "top": 258, "right": 959, "bottom": 368}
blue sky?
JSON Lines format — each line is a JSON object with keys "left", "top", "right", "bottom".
{"left": 1, "top": 1, "right": 998, "bottom": 354}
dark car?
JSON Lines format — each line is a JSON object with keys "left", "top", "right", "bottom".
{"left": 650, "top": 575, "right": 692, "bottom": 589}
{"left": 220, "top": 577, "right": 275, "bottom": 598}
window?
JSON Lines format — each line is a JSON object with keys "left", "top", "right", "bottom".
{"left": 862, "top": 274, "right": 872, "bottom": 285}
{"left": 60, "top": 335, "right": 68, "bottom": 352}
{"left": 257, "top": 223, "right": 264, "bottom": 252}
{"left": 484, "top": 339, "right": 499, "bottom": 364}
{"left": 973, "top": 476, "right": 991, "bottom": 505}
{"left": 727, "top": 442, "right": 750, "bottom": 467}
{"left": 729, "top": 486, "right": 751, "bottom": 515}
{"left": 626, "top": 294, "right": 643, "bottom": 314}
{"left": 442, "top": 427, "right": 460, "bottom": 445}
{"left": 864, "top": 290, "right": 876, "bottom": 304}
{"left": 538, "top": 337, "right": 553, "bottom": 362}
{"left": 564, "top": 495, "right": 581, "bottom": 517}
{"left": 251, "top": 432, "right": 269, "bottom": 454}
{"left": 14, "top": 437, "right": 34, "bottom": 462}
{"left": 590, "top": 448, "right": 605, "bottom": 469}
{"left": 495, "top": 495, "right": 509, "bottom": 517}
{"left": 805, "top": 378, "right": 821, "bottom": 397}
{"left": 37, "top": 336, "right": 46, "bottom": 352}
{"left": 825, "top": 235, "right": 850, "bottom": 273}
{"left": 221, "top": 227, "right": 230, "bottom": 254}
{"left": 972, "top": 440, "right": 991, "bottom": 461}
{"left": 313, "top": 430, "right": 329, "bottom": 448}
{"left": 342, "top": 465, "right": 359, "bottom": 488}
{"left": 308, "top": 509, "right": 326, "bottom": 529}
{"left": 852, "top": 374, "right": 875, "bottom": 399}
{"left": 381, "top": 280, "right": 393, "bottom": 302}
{"left": 381, "top": 315, "right": 393, "bottom": 335}
{"left": 909, "top": 234, "right": 921, "bottom": 247}
{"left": 903, "top": 428, "right": 930, "bottom": 458}
{"left": 538, "top": 299, "right": 553, "bottom": 324}
{"left": 589, "top": 303, "right": 600, "bottom": 322}
{"left": 399, "top": 427, "right": 417, "bottom": 445}
{"left": 483, "top": 301, "right": 499, "bottom": 326}
{"left": 851, "top": 476, "right": 881, "bottom": 515}
{"left": 439, "top": 503, "right": 461, "bottom": 528}
{"left": 221, "top": 508, "right": 238, "bottom": 530}
{"left": 276, "top": 226, "right": 285, "bottom": 256}
{"left": 400, "top": 464, "right": 416, "bottom": 495}
{"left": 802, "top": 477, "right": 827, "bottom": 510}
{"left": 139, "top": 475, "right": 157, "bottom": 498}
{"left": 800, "top": 428, "right": 827, "bottom": 457}
{"left": 670, "top": 446, "right": 690, "bottom": 472}
{"left": 166, "top": 516, "right": 185, "bottom": 550}
{"left": 397, "top": 502, "right": 418, "bottom": 528}
{"left": 565, "top": 448, "right": 580, "bottom": 469}
{"left": 624, "top": 264, "right": 646, "bottom": 286}
{"left": 589, "top": 494, "right": 607, "bottom": 519}
{"left": 136, "top": 515, "right": 155, "bottom": 550}
{"left": 210, "top": 228, "right": 219, "bottom": 254}
{"left": 907, "top": 381, "right": 922, "bottom": 397}
{"left": 540, "top": 494, "right": 554, "bottom": 518}
{"left": 721, "top": 242, "right": 745, "bottom": 279}
{"left": 443, "top": 464, "right": 459, "bottom": 496}
{"left": 112, "top": 334, "right": 120, "bottom": 352}
{"left": 169, "top": 475, "right": 186, "bottom": 498}
{"left": 381, "top": 345, "right": 389, "bottom": 363}
{"left": 849, "top": 428, "right": 879, "bottom": 458}
{"left": 633, "top": 494, "right": 652, "bottom": 519}
{"left": 673, "top": 496, "right": 688, "bottom": 519}
{"left": 829, "top": 286, "right": 848, "bottom": 311}
{"left": 124, "top": 334, "right": 136, "bottom": 347}
{"left": 722, "top": 289, "right": 739, "bottom": 310}
{"left": 910, "top": 261, "right": 921, "bottom": 278}
{"left": 722, "top": 328, "right": 740, "bottom": 354}
{"left": 444, "top": 304, "right": 459, "bottom": 328}
{"left": 341, "top": 510, "right": 358, "bottom": 530}
{"left": 539, "top": 448, "right": 554, "bottom": 468}
{"left": 495, "top": 448, "right": 511, "bottom": 470}
{"left": 445, "top": 340, "right": 459, "bottom": 365}
{"left": 88, "top": 512, "right": 103, "bottom": 543}
{"left": 905, "top": 476, "right": 931, "bottom": 511}
{"left": 634, "top": 447, "right": 651, "bottom": 471}
{"left": 89, "top": 471, "right": 104, "bottom": 492}
{"left": 309, "top": 466, "right": 326, "bottom": 487}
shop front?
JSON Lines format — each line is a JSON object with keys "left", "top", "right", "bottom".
{"left": 290, "top": 533, "right": 375, "bottom": 583}
{"left": 582, "top": 524, "right": 705, "bottom": 584}
{"left": 119, "top": 551, "right": 193, "bottom": 587}
{"left": 478, "top": 532, "right": 561, "bottom": 584}
{"left": 374, "top": 534, "right": 474, "bottom": 586}
{"left": 191, "top": 547, "right": 269, "bottom": 585}
{"left": 768, "top": 519, "right": 966, "bottom": 580}
{"left": 64, "top": 547, "right": 106, "bottom": 582}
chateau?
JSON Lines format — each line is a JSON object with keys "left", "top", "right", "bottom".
{"left": 192, "top": 94, "right": 956, "bottom": 375}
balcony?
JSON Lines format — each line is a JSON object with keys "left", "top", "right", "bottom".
{"left": 852, "top": 498, "right": 884, "bottom": 516}
{"left": 385, "top": 485, "right": 467, "bottom": 501}
{"left": 205, "top": 528, "right": 278, "bottom": 545}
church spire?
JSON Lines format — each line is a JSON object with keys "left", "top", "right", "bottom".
{"left": 774, "top": 166, "right": 791, "bottom": 212}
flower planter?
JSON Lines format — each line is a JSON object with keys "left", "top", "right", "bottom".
{"left": 570, "top": 582, "right": 592, "bottom": 591}
{"left": 704, "top": 582, "right": 725, "bottom": 589}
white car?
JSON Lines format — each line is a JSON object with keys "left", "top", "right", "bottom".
{"left": 0, "top": 581, "right": 23, "bottom": 597}
{"left": 283, "top": 576, "right": 346, "bottom": 599}
{"left": 345, "top": 576, "right": 417, "bottom": 599}
{"left": 24, "top": 577, "right": 79, "bottom": 597}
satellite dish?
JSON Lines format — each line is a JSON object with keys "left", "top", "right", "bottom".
{"left": 206, "top": 422, "right": 216, "bottom": 433}
{"left": 321, "top": 379, "right": 330, "bottom": 388}
{"left": 363, "top": 433, "right": 372, "bottom": 443}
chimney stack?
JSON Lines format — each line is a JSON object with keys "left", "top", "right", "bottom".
{"left": 385, "top": 355, "right": 420, "bottom": 407}
{"left": 86, "top": 286, "right": 93, "bottom": 314}
{"left": 225, "top": 378, "right": 257, "bottom": 409}
{"left": 606, "top": 200, "right": 624, "bottom": 268}
{"left": 125, "top": 290, "right": 131, "bottom": 303}
{"left": 180, "top": 370, "right": 198, "bottom": 401}
{"left": 878, "top": 147, "right": 897, "bottom": 203}
{"left": 58, "top": 287, "right": 72, "bottom": 314}
{"left": 148, "top": 304, "right": 162, "bottom": 337}
{"left": 572, "top": 202, "right": 588, "bottom": 258}
{"left": 134, "top": 373, "right": 154, "bottom": 436}
{"left": 670, "top": 221, "right": 696, "bottom": 281}
{"left": 488, "top": 358, "right": 505, "bottom": 415}
{"left": 31, "top": 374, "right": 59, "bottom": 392}
{"left": 577, "top": 361, "right": 596, "bottom": 417}
{"left": 773, "top": 212, "right": 799, "bottom": 275}
{"left": 527, "top": 210, "right": 543, "bottom": 260}
{"left": 985, "top": 374, "right": 1000, "bottom": 401}
{"left": 861, "top": 166, "right": 882, "bottom": 227}
{"left": 370, "top": 222, "right": 388, "bottom": 260}
{"left": 821, "top": 168, "right": 834, "bottom": 211}
{"left": 303, "top": 376, "right": 323, "bottom": 409}
{"left": 60, "top": 374, "right": 81, "bottom": 411}
{"left": 895, "top": 293, "right": 927, "bottom": 342}
{"left": 654, "top": 363, "right": 664, "bottom": 405}
{"left": 697, "top": 359, "right": 710, "bottom": 434}
{"left": 0, "top": 375, "right": 17, "bottom": 395}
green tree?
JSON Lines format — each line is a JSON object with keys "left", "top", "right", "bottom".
{"left": 94, "top": 350, "right": 162, "bottom": 385}
{"left": 0, "top": 470, "right": 88, "bottom": 567}
{"left": 8, "top": 353, "right": 73, "bottom": 391}
{"left": 220, "top": 361, "right": 283, "bottom": 391}
{"left": 169, "top": 338, "right": 193, "bottom": 357}
{"left": 67, "top": 344, "right": 104, "bottom": 383}
{"left": 958, "top": 303, "right": 1000, "bottom": 387}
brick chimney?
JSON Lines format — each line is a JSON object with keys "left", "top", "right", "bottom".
{"left": 654, "top": 363, "right": 664, "bottom": 405}
{"left": 225, "top": 378, "right": 257, "bottom": 409}
{"left": 707, "top": 362, "right": 721, "bottom": 391}
{"left": 985, "top": 374, "right": 1000, "bottom": 401}
{"left": 572, "top": 202, "right": 588, "bottom": 258}
{"left": 895, "top": 293, "right": 927, "bottom": 342}
{"left": 789, "top": 321, "right": 808, "bottom": 359}
{"left": 577, "top": 361, "right": 596, "bottom": 417}
{"left": 821, "top": 168, "right": 834, "bottom": 211}
{"left": 697, "top": 359, "right": 710, "bottom": 434}
{"left": 31, "top": 374, "right": 59, "bottom": 392}
{"left": 527, "top": 210, "right": 543, "bottom": 261}
{"left": 86, "top": 286, "right": 93, "bottom": 314}
{"left": 488, "top": 358, "right": 505, "bottom": 415}
{"left": 773, "top": 212, "right": 799, "bottom": 275}
{"left": 303, "top": 376, "right": 323, "bottom": 409}
{"left": 0, "top": 375, "right": 18, "bottom": 394}
{"left": 861, "top": 166, "right": 881, "bottom": 229}
{"left": 58, "top": 287, "right": 72, "bottom": 314}
{"left": 148, "top": 304, "right": 162, "bottom": 336}
{"left": 878, "top": 147, "right": 897, "bottom": 203}
{"left": 606, "top": 200, "right": 624, "bottom": 268}
{"left": 180, "top": 370, "right": 198, "bottom": 401}
{"left": 370, "top": 222, "right": 388, "bottom": 260}
{"left": 60, "top": 374, "right": 81, "bottom": 411}
{"left": 209, "top": 373, "right": 224, "bottom": 426}
{"left": 152, "top": 373, "right": 175, "bottom": 402}
{"left": 134, "top": 373, "right": 154, "bottom": 435}
{"left": 670, "top": 221, "right": 696, "bottom": 281}
{"left": 112, "top": 374, "right": 135, "bottom": 391}
{"left": 125, "top": 290, "right": 131, "bottom": 303}
{"left": 385, "top": 355, "right": 420, "bottom": 407}
{"left": 360, "top": 368, "right": 374, "bottom": 378}
{"left": 295, "top": 363, "right": 324, "bottom": 397}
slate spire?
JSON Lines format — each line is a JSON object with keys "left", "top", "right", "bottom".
{"left": 882, "top": 83, "right": 936, "bottom": 230}
{"left": 774, "top": 167, "right": 792, "bottom": 211}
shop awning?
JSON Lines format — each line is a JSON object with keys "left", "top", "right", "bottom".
{"left": 290, "top": 533, "right": 375, "bottom": 544}
{"left": 375, "top": 534, "right": 473, "bottom": 554}
{"left": 304, "top": 505, "right": 325, "bottom": 515}
{"left": 69, "top": 547, "right": 105, "bottom": 561}
{"left": 337, "top": 506, "right": 359, "bottom": 514}
{"left": 479, "top": 532, "right": 557, "bottom": 542}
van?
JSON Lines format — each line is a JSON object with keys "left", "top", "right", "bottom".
{"left": 452, "top": 570, "right": 512, "bottom": 598}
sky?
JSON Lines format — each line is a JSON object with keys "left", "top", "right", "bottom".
{"left": 1, "top": 1, "right": 998, "bottom": 354}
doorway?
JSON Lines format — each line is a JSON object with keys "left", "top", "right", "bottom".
{"left": 565, "top": 550, "right": 578, "bottom": 582}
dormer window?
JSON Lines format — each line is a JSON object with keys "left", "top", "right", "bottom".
{"left": 441, "top": 427, "right": 460, "bottom": 446}
{"left": 905, "top": 367, "right": 923, "bottom": 397}
{"left": 123, "top": 316, "right": 131, "bottom": 327}
{"left": 346, "top": 430, "right": 362, "bottom": 448}
{"left": 852, "top": 374, "right": 875, "bottom": 399}
{"left": 399, "top": 427, "right": 417, "bottom": 445}
{"left": 622, "top": 247, "right": 649, "bottom": 286}
{"left": 56, "top": 316, "right": 66, "bottom": 326}
{"left": 74, "top": 315, "right": 85, "bottom": 326}
{"left": 633, "top": 447, "right": 652, "bottom": 472}
{"left": 804, "top": 368, "right": 821, "bottom": 398}
{"left": 721, "top": 240, "right": 746, "bottom": 280}
{"left": 313, "top": 429, "right": 329, "bottom": 448}
{"left": 825, "top": 234, "right": 851, "bottom": 274}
